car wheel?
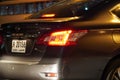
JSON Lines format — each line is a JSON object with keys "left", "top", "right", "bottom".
{"left": 102, "top": 59, "right": 120, "bottom": 80}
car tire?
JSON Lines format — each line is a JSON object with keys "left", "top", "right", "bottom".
{"left": 102, "top": 59, "right": 120, "bottom": 80}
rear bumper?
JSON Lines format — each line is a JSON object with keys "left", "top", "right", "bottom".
{"left": 0, "top": 46, "right": 111, "bottom": 80}
{"left": 0, "top": 59, "right": 60, "bottom": 80}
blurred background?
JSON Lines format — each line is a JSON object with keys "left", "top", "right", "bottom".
{"left": 0, "top": 0, "right": 60, "bottom": 24}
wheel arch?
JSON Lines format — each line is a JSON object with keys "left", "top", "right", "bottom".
{"left": 101, "top": 50, "right": 120, "bottom": 80}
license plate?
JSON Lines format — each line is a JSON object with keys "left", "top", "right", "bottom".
{"left": 11, "top": 40, "right": 27, "bottom": 53}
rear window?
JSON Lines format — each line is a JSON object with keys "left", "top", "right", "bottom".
{"left": 29, "top": 0, "right": 105, "bottom": 19}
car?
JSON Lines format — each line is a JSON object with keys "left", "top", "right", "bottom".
{"left": 0, "top": 0, "right": 120, "bottom": 80}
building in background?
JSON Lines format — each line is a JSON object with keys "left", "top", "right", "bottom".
{"left": 0, "top": 0, "right": 59, "bottom": 24}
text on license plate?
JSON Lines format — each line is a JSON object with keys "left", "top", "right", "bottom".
{"left": 11, "top": 40, "right": 27, "bottom": 53}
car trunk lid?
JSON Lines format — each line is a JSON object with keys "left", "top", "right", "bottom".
{"left": 1, "top": 22, "right": 64, "bottom": 62}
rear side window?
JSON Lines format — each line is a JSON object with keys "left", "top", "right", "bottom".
{"left": 111, "top": 4, "right": 120, "bottom": 18}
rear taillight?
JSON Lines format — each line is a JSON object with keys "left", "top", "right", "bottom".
{"left": 36, "top": 30, "right": 88, "bottom": 46}
{"left": 0, "top": 35, "right": 3, "bottom": 44}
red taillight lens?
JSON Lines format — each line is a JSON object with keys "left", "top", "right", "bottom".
{"left": 0, "top": 35, "right": 3, "bottom": 44}
{"left": 36, "top": 30, "right": 87, "bottom": 46}
{"left": 48, "top": 30, "right": 72, "bottom": 46}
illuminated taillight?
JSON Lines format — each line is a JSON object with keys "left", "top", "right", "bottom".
{"left": 45, "top": 73, "right": 58, "bottom": 77}
{"left": 36, "top": 30, "right": 87, "bottom": 46}
{"left": 0, "top": 35, "right": 3, "bottom": 44}
{"left": 41, "top": 14, "right": 55, "bottom": 18}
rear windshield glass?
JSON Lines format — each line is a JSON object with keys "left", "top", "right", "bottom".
{"left": 29, "top": 0, "right": 105, "bottom": 19}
